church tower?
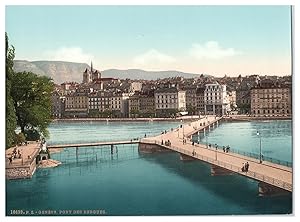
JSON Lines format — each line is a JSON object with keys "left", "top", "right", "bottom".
{"left": 82, "top": 68, "right": 89, "bottom": 84}
{"left": 83, "top": 61, "right": 102, "bottom": 84}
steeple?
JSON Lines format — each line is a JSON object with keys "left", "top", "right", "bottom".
{"left": 91, "top": 61, "right": 93, "bottom": 73}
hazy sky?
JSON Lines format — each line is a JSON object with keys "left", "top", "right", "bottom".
{"left": 5, "top": 5, "right": 292, "bottom": 76}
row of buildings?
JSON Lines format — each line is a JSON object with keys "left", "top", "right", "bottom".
{"left": 51, "top": 65, "right": 292, "bottom": 118}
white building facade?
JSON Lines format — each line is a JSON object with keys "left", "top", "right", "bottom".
{"left": 154, "top": 87, "right": 186, "bottom": 111}
{"left": 204, "top": 83, "right": 229, "bottom": 116}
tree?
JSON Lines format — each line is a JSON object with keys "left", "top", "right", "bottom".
{"left": 186, "top": 105, "right": 197, "bottom": 115}
{"left": 15, "top": 132, "right": 26, "bottom": 145}
{"left": 11, "top": 71, "right": 54, "bottom": 139}
{"left": 5, "top": 32, "right": 17, "bottom": 148}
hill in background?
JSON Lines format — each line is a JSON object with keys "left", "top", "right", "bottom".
{"left": 13, "top": 60, "right": 201, "bottom": 83}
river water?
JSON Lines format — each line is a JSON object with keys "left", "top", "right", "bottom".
{"left": 6, "top": 120, "right": 293, "bottom": 215}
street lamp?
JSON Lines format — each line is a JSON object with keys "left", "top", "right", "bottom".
{"left": 257, "top": 131, "right": 262, "bottom": 163}
{"left": 181, "top": 119, "right": 185, "bottom": 139}
{"left": 205, "top": 129, "right": 208, "bottom": 148}
{"left": 215, "top": 144, "right": 218, "bottom": 160}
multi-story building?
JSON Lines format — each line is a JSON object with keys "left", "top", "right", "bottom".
{"left": 227, "top": 90, "right": 237, "bottom": 112}
{"left": 236, "top": 75, "right": 260, "bottom": 114}
{"left": 139, "top": 94, "right": 155, "bottom": 117}
{"left": 51, "top": 91, "right": 65, "bottom": 118}
{"left": 204, "top": 82, "right": 229, "bottom": 116}
{"left": 88, "top": 91, "right": 122, "bottom": 117}
{"left": 196, "top": 87, "right": 205, "bottom": 115}
{"left": 64, "top": 90, "right": 89, "bottom": 117}
{"left": 154, "top": 87, "right": 186, "bottom": 117}
{"left": 250, "top": 80, "right": 292, "bottom": 116}
{"left": 88, "top": 91, "right": 111, "bottom": 114}
{"left": 185, "top": 86, "right": 197, "bottom": 115}
{"left": 120, "top": 92, "right": 133, "bottom": 118}
{"left": 110, "top": 93, "right": 122, "bottom": 117}
{"left": 128, "top": 95, "right": 140, "bottom": 117}
{"left": 60, "top": 82, "right": 79, "bottom": 95}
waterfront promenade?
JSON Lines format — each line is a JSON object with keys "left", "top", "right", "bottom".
{"left": 5, "top": 142, "right": 40, "bottom": 166}
{"left": 52, "top": 115, "right": 201, "bottom": 122}
{"left": 140, "top": 116, "right": 292, "bottom": 192}
{"left": 5, "top": 142, "right": 41, "bottom": 179}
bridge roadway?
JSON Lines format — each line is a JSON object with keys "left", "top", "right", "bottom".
{"left": 47, "top": 140, "right": 139, "bottom": 149}
{"left": 140, "top": 116, "right": 292, "bottom": 192}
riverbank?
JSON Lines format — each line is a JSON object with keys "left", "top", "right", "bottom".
{"left": 53, "top": 115, "right": 292, "bottom": 123}
{"left": 52, "top": 116, "right": 201, "bottom": 123}
{"left": 5, "top": 142, "right": 41, "bottom": 179}
{"left": 223, "top": 115, "right": 292, "bottom": 122}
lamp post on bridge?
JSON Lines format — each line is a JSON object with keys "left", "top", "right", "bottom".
{"left": 257, "top": 131, "right": 262, "bottom": 163}
{"left": 215, "top": 144, "right": 218, "bottom": 160}
{"left": 181, "top": 119, "right": 185, "bottom": 139}
{"left": 206, "top": 129, "right": 208, "bottom": 149}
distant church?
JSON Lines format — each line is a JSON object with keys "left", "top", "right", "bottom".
{"left": 82, "top": 62, "right": 101, "bottom": 84}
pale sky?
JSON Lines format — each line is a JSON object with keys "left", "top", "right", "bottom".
{"left": 5, "top": 5, "right": 292, "bottom": 76}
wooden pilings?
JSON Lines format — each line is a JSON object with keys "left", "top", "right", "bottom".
{"left": 76, "top": 147, "right": 78, "bottom": 163}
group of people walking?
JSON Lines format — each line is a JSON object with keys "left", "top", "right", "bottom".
{"left": 222, "top": 145, "right": 230, "bottom": 153}
{"left": 8, "top": 147, "right": 22, "bottom": 164}
{"left": 161, "top": 140, "right": 171, "bottom": 146}
{"left": 241, "top": 162, "right": 250, "bottom": 172}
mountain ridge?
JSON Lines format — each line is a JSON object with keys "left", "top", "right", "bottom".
{"left": 13, "top": 60, "right": 202, "bottom": 83}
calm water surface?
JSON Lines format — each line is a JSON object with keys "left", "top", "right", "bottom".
{"left": 6, "top": 120, "right": 292, "bottom": 215}
{"left": 193, "top": 120, "right": 292, "bottom": 163}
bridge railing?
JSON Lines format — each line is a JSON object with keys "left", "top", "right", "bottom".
{"left": 220, "top": 147, "right": 292, "bottom": 168}
{"left": 185, "top": 118, "right": 221, "bottom": 137}
{"left": 191, "top": 141, "right": 292, "bottom": 168}
{"left": 232, "top": 148, "right": 292, "bottom": 167}
{"left": 140, "top": 139, "right": 292, "bottom": 192}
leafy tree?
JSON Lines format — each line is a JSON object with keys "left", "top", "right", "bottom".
{"left": 130, "top": 109, "right": 140, "bottom": 118}
{"left": 11, "top": 71, "right": 54, "bottom": 139}
{"left": 88, "top": 109, "right": 100, "bottom": 117}
{"left": 24, "top": 128, "right": 41, "bottom": 141}
{"left": 186, "top": 105, "right": 197, "bottom": 115}
{"left": 15, "top": 132, "right": 26, "bottom": 145}
{"left": 5, "top": 33, "right": 17, "bottom": 148}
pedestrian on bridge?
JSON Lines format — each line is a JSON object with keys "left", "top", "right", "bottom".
{"left": 241, "top": 163, "right": 245, "bottom": 172}
{"left": 245, "top": 162, "right": 249, "bottom": 172}
{"left": 226, "top": 145, "right": 230, "bottom": 153}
